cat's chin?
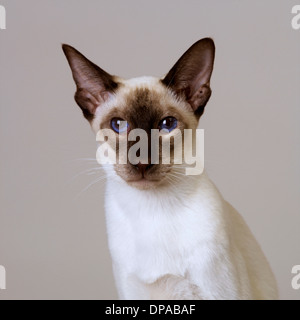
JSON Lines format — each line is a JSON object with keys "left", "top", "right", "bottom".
{"left": 126, "top": 178, "right": 163, "bottom": 190}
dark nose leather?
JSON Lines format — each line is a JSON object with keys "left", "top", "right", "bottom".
{"left": 135, "top": 162, "right": 153, "bottom": 176}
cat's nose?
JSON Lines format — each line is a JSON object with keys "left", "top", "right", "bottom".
{"left": 134, "top": 162, "right": 153, "bottom": 176}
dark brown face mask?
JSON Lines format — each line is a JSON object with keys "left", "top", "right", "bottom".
{"left": 62, "top": 38, "right": 215, "bottom": 187}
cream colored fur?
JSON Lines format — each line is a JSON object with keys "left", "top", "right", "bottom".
{"left": 93, "top": 77, "right": 278, "bottom": 300}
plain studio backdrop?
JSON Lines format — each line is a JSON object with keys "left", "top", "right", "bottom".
{"left": 0, "top": 0, "right": 299, "bottom": 300}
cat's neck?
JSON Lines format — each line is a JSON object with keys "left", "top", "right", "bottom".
{"left": 105, "top": 170, "right": 223, "bottom": 218}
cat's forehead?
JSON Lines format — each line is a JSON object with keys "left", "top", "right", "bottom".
{"left": 122, "top": 76, "right": 160, "bottom": 88}
{"left": 92, "top": 76, "right": 196, "bottom": 131}
{"left": 118, "top": 76, "right": 175, "bottom": 108}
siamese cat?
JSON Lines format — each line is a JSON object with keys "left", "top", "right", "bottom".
{"left": 62, "top": 38, "right": 278, "bottom": 299}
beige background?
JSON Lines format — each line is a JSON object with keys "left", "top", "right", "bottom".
{"left": 0, "top": 0, "right": 299, "bottom": 300}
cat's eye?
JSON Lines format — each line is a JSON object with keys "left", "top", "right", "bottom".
{"left": 111, "top": 118, "right": 129, "bottom": 134}
{"left": 158, "top": 117, "right": 178, "bottom": 132}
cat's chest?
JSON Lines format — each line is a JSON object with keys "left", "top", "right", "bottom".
{"left": 104, "top": 187, "right": 214, "bottom": 283}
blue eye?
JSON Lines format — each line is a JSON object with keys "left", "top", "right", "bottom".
{"left": 111, "top": 118, "right": 129, "bottom": 134}
{"left": 158, "top": 117, "right": 178, "bottom": 132}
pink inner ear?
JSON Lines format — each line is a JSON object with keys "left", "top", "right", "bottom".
{"left": 161, "top": 38, "right": 215, "bottom": 114}
{"left": 62, "top": 44, "right": 118, "bottom": 120}
{"left": 75, "top": 88, "right": 103, "bottom": 117}
{"left": 102, "top": 91, "right": 113, "bottom": 102}
{"left": 188, "top": 85, "right": 211, "bottom": 112}
{"left": 85, "top": 90, "right": 100, "bottom": 105}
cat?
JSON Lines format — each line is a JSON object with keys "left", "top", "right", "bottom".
{"left": 62, "top": 38, "right": 278, "bottom": 300}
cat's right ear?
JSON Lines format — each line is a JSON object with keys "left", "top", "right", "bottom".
{"left": 62, "top": 44, "right": 118, "bottom": 121}
{"left": 162, "top": 38, "right": 215, "bottom": 118}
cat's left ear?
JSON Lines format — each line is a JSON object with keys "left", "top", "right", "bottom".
{"left": 62, "top": 44, "right": 118, "bottom": 121}
{"left": 162, "top": 38, "right": 215, "bottom": 117}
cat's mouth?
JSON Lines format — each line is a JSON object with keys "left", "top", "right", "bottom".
{"left": 127, "top": 177, "right": 162, "bottom": 190}
{"left": 114, "top": 163, "right": 171, "bottom": 190}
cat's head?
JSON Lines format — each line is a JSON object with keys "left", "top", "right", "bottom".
{"left": 62, "top": 38, "right": 215, "bottom": 190}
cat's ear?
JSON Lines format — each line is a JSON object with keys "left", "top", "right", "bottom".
{"left": 162, "top": 38, "right": 215, "bottom": 117}
{"left": 62, "top": 44, "right": 118, "bottom": 121}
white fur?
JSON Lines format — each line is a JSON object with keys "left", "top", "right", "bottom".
{"left": 63, "top": 42, "right": 278, "bottom": 299}
{"left": 102, "top": 170, "right": 278, "bottom": 300}
{"left": 92, "top": 76, "right": 278, "bottom": 300}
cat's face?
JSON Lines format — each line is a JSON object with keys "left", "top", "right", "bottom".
{"left": 92, "top": 77, "right": 198, "bottom": 189}
{"left": 63, "top": 38, "right": 215, "bottom": 189}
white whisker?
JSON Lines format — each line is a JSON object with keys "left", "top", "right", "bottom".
{"left": 78, "top": 174, "right": 110, "bottom": 196}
